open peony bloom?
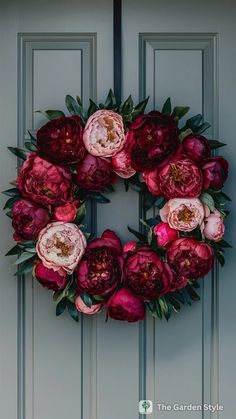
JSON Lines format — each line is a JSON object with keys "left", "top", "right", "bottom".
{"left": 167, "top": 238, "right": 214, "bottom": 280}
{"left": 12, "top": 199, "right": 50, "bottom": 241}
{"left": 203, "top": 210, "right": 225, "bottom": 241}
{"left": 75, "top": 295, "right": 102, "bottom": 315}
{"left": 77, "top": 230, "right": 122, "bottom": 297}
{"left": 124, "top": 246, "right": 173, "bottom": 300}
{"left": 106, "top": 288, "right": 145, "bottom": 322}
{"left": 36, "top": 222, "right": 86, "bottom": 274}
{"left": 160, "top": 198, "right": 205, "bottom": 232}
{"left": 35, "top": 262, "right": 68, "bottom": 291}
{"left": 83, "top": 110, "right": 126, "bottom": 157}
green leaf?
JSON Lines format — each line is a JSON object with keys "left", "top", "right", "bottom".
{"left": 5, "top": 211, "right": 13, "bottom": 219}
{"left": 147, "top": 228, "right": 153, "bottom": 245}
{"left": 56, "top": 298, "right": 67, "bottom": 316}
{"left": 127, "top": 226, "right": 146, "bottom": 242}
{"left": 76, "top": 96, "right": 83, "bottom": 106}
{"left": 24, "top": 141, "right": 37, "bottom": 152}
{"left": 67, "top": 301, "right": 79, "bottom": 322}
{"left": 3, "top": 195, "right": 19, "bottom": 210}
{"left": 179, "top": 128, "right": 193, "bottom": 142}
{"left": 105, "top": 89, "right": 117, "bottom": 108}
{"left": 74, "top": 203, "right": 86, "bottom": 225}
{"left": 36, "top": 110, "right": 65, "bottom": 120}
{"left": 215, "top": 250, "right": 225, "bottom": 266}
{"left": 14, "top": 252, "right": 36, "bottom": 265}
{"left": 208, "top": 140, "right": 226, "bottom": 149}
{"left": 8, "top": 147, "right": 28, "bottom": 161}
{"left": 17, "top": 239, "right": 36, "bottom": 248}
{"left": 143, "top": 190, "right": 157, "bottom": 211}
{"left": 162, "top": 97, "right": 172, "bottom": 115}
{"left": 185, "top": 114, "right": 203, "bottom": 129}
{"left": 131, "top": 97, "right": 149, "bottom": 119}
{"left": 172, "top": 106, "right": 190, "bottom": 120}
{"left": 89, "top": 193, "right": 110, "bottom": 204}
{"left": 194, "top": 122, "right": 211, "bottom": 134}
{"left": 200, "top": 192, "right": 215, "bottom": 212}
{"left": 121, "top": 95, "right": 134, "bottom": 115}
{"left": 217, "top": 239, "right": 232, "bottom": 248}
{"left": 15, "top": 260, "right": 35, "bottom": 276}
{"left": 80, "top": 292, "right": 93, "bottom": 308}
{"left": 65, "top": 95, "right": 85, "bottom": 122}
{"left": 2, "top": 188, "right": 20, "bottom": 197}
{"left": 27, "top": 130, "right": 37, "bottom": 146}
{"left": 5, "top": 245, "right": 22, "bottom": 256}
{"left": 87, "top": 99, "right": 99, "bottom": 117}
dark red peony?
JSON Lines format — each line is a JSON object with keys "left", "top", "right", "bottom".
{"left": 158, "top": 159, "right": 203, "bottom": 198}
{"left": 202, "top": 157, "right": 228, "bottom": 189}
{"left": 167, "top": 238, "right": 214, "bottom": 280}
{"left": 12, "top": 199, "right": 50, "bottom": 241}
{"left": 17, "top": 153, "right": 72, "bottom": 206}
{"left": 169, "top": 275, "right": 189, "bottom": 292}
{"left": 74, "top": 154, "right": 116, "bottom": 192}
{"left": 106, "top": 288, "right": 145, "bottom": 322}
{"left": 77, "top": 230, "right": 122, "bottom": 296}
{"left": 124, "top": 247, "right": 173, "bottom": 300}
{"left": 35, "top": 262, "right": 68, "bottom": 291}
{"left": 127, "top": 111, "right": 179, "bottom": 172}
{"left": 37, "top": 116, "right": 86, "bottom": 165}
{"left": 182, "top": 134, "right": 211, "bottom": 163}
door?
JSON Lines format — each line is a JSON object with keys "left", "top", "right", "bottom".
{"left": 0, "top": 1, "right": 235, "bottom": 419}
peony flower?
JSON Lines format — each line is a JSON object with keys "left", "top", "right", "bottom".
{"left": 77, "top": 230, "right": 122, "bottom": 296}
{"left": 74, "top": 154, "right": 116, "bottom": 192}
{"left": 37, "top": 116, "right": 86, "bottom": 165}
{"left": 83, "top": 110, "right": 125, "bottom": 157}
{"left": 54, "top": 202, "right": 78, "bottom": 222}
{"left": 111, "top": 134, "right": 136, "bottom": 178}
{"left": 34, "top": 262, "right": 67, "bottom": 291}
{"left": 106, "top": 288, "right": 145, "bottom": 322}
{"left": 36, "top": 222, "right": 86, "bottom": 274}
{"left": 12, "top": 199, "right": 50, "bottom": 242}
{"left": 127, "top": 111, "right": 179, "bottom": 172}
{"left": 75, "top": 295, "right": 102, "bottom": 315}
{"left": 169, "top": 276, "right": 189, "bottom": 292}
{"left": 17, "top": 153, "right": 72, "bottom": 206}
{"left": 182, "top": 134, "right": 211, "bottom": 163}
{"left": 123, "top": 241, "right": 137, "bottom": 253}
{"left": 143, "top": 168, "right": 160, "bottom": 196}
{"left": 124, "top": 246, "right": 173, "bottom": 300}
{"left": 160, "top": 198, "right": 205, "bottom": 232}
{"left": 202, "top": 157, "right": 228, "bottom": 189}
{"left": 167, "top": 238, "right": 215, "bottom": 279}
{"left": 203, "top": 210, "right": 225, "bottom": 241}
{"left": 158, "top": 159, "right": 203, "bottom": 199}
{"left": 153, "top": 222, "right": 179, "bottom": 247}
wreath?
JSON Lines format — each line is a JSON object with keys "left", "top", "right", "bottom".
{"left": 3, "top": 90, "right": 231, "bottom": 323}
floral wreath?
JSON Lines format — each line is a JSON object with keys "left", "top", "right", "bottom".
{"left": 3, "top": 90, "right": 231, "bottom": 323}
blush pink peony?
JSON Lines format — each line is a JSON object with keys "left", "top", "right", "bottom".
{"left": 36, "top": 221, "right": 86, "bottom": 274}
{"left": 75, "top": 296, "right": 102, "bottom": 315}
{"left": 160, "top": 198, "right": 205, "bottom": 232}
{"left": 83, "top": 110, "right": 125, "bottom": 157}
{"left": 203, "top": 210, "right": 225, "bottom": 241}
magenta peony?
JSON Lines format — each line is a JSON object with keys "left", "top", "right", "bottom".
{"left": 36, "top": 222, "right": 86, "bottom": 274}
{"left": 37, "top": 116, "right": 86, "bottom": 165}
{"left": 54, "top": 202, "right": 78, "bottom": 222}
{"left": 167, "top": 238, "right": 214, "bottom": 280}
{"left": 106, "top": 288, "right": 145, "bottom": 322}
{"left": 12, "top": 199, "right": 50, "bottom": 241}
{"left": 153, "top": 222, "right": 179, "bottom": 247}
{"left": 35, "top": 262, "right": 68, "bottom": 291}
{"left": 123, "top": 241, "right": 137, "bottom": 253}
{"left": 182, "top": 134, "right": 211, "bottom": 163}
{"left": 202, "top": 157, "right": 228, "bottom": 189}
{"left": 17, "top": 153, "right": 72, "bottom": 206}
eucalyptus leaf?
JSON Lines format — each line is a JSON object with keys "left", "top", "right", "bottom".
{"left": 200, "top": 192, "right": 215, "bottom": 212}
{"left": 14, "top": 252, "right": 36, "bottom": 265}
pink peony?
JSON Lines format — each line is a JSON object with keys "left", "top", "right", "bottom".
{"left": 123, "top": 241, "right": 137, "bottom": 253}
{"left": 160, "top": 198, "right": 205, "bottom": 232}
{"left": 36, "top": 222, "right": 86, "bottom": 274}
{"left": 111, "top": 134, "right": 136, "bottom": 178}
{"left": 35, "top": 262, "right": 67, "bottom": 291}
{"left": 54, "top": 202, "right": 78, "bottom": 222}
{"left": 83, "top": 110, "right": 125, "bottom": 157}
{"left": 203, "top": 210, "right": 225, "bottom": 241}
{"left": 75, "top": 295, "right": 102, "bottom": 315}
{"left": 17, "top": 153, "right": 72, "bottom": 206}
{"left": 12, "top": 199, "right": 50, "bottom": 242}
{"left": 143, "top": 168, "right": 160, "bottom": 196}
{"left": 106, "top": 288, "right": 145, "bottom": 322}
{"left": 153, "top": 222, "right": 179, "bottom": 247}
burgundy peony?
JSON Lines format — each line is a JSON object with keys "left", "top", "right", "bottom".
{"left": 106, "top": 288, "right": 145, "bottom": 322}
{"left": 127, "top": 111, "right": 179, "bottom": 172}
{"left": 169, "top": 275, "right": 189, "bottom": 292}
{"left": 124, "top": 247, "right": 173, "bottom": 300}
{"left": 17, "top": 153, "right": 72, "bottom": 206}
{"left": 37, "top": 116, "right": 86, "bottom": 165}
{"left": 182, "top": 134, "right": 211, "bottom": 163}
{"left": 167, "top": 238, "right": 215, "bottom": 280}
{"left": 143, "top": 168, "right": 160, "bottom": 196}
{"left": 74, "top": 154, "right": 116, "bottom": 192}
{"left": 77, "top": 230, "right": 122, "bottom": 296}
{"left": 35, "top": 262, "right": 68, "bottom": 291}
{"left": 12, "top": 199, "right": 50, "bottom": 242}
{"left": 158, "top": 159, "right": 203, "bottom": 198}
{"left": 202, "top": 157, "right": 228, "bottom": 189}
{"left": 153, "top": 222, "right": 179, "bottom": 247}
